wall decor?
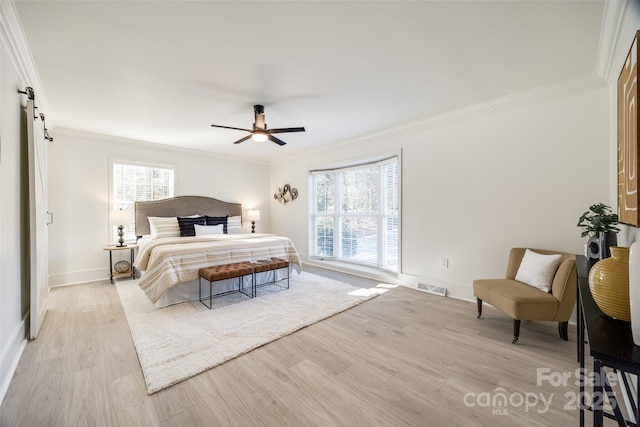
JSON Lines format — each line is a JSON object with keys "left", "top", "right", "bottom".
{"left": 274, "top": 184, "right": 298, "bottom": 204}
{"left": 618, "top": 30, "right": 640, "bottom": 227}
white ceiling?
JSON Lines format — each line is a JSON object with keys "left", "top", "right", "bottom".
{"left": 14, "top": 1, "right": 605, "bottom": 163}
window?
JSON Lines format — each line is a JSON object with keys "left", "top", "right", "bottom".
{"left": 310, "top": 156, "right": 399, "bottom": 272}
{"left": 112, "top": 161, "right": 175, "bottom": 240}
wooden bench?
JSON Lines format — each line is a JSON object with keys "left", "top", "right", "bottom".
{"left": 198, "top": 262, "right": 255, "bottom": 309}
{"left": 197, "top": 258, "right": 291, "bottom": 309}
{"left": 251, "top": 257, "right": 290, "bottom": 293}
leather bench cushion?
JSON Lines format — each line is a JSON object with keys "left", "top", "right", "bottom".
{"left": 199, "top": 262, "right": 253, "bottom": 282}
{"left": 473, "top": 278, "right": 559, "bottom": 320}
{"left": 233, "top": 263, "right": 254, "bottom": 276}
{"left": 270, "top": 258, "right": 289, "bottom": 269}
{"left": 252, "top": 260, "right": 281, "bottom": 274}
{"left": 252, "top": 258, "right": 290, "bottom": 273}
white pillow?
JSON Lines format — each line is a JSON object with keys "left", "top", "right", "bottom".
{"left": 194, "top": 224, "right": 224, "bottom": 236}
{"left": 515, "top": 249, "right": 562, "bottom": 292}
{"left": 227, "top": 215, "right": 243, "bottom": 234}
{"left": 148, "top": 216, "right": 180, "bottom": 239}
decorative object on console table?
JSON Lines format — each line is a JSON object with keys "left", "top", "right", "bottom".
{"left": 630, "top": 241, "right": 640, "bottom": 345}
{"left": 588, "top": 246, "right": 631, "bottom": 322}
{"left": 618, "top": 30, "right": 640, "bottom": 227}
{"left": 111, "top": 208, "right": 131, "bottom": 247}
{"left": 247, "top": 209, "right": 260, "bottom": 233}
{"left": 273, "top": 184, "right": 298, "bottom": 204}
{"left": 577, "top": 203, "right": 620, "bottom": 266}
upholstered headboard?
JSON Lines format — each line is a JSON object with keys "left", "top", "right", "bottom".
{"left": 135, "top": 196, "right": 242, "bottom": 237}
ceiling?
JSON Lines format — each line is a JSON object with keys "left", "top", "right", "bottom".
{"left": 14, "top": 1, "right": 605, "bottom": 163}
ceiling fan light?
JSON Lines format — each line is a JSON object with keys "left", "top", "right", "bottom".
{"left": 252, "top": 132, "right": 268, "bottom": 142}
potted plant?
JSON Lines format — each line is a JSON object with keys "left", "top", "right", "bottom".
{"left": 577, "top": 203, "right": 620, "bottom": 260}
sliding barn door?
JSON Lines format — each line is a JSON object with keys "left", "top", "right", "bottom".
{"left": 26, "top": 97, "right": 49, "bottom": 339}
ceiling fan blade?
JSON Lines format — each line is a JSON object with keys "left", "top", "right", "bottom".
{"left": 212, "top": 105, "right": 301, "bottom": 147}
{"left": 268, "top": 127, "right": 306, "bottom": 134}
{"left": 211, "top": 124, "right": 253, "bottom": 132}
{"left": 233, "top": 135, "right": 253, "bottom": 145}
{"left": 268, "top": 134, "right": 287, "bottom": 146}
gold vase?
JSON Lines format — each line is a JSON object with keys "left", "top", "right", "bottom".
{"left": 588, "top": 246, "right": 631, "bottom": 321}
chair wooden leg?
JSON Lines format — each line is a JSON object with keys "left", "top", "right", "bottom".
{"left": 512, "top": 319, "right": 521, "bottom": 344}
{"left": 558, "top": 321, "right": 569, "bottom": 341}
{"left": 476, "top": 298, "right": 483, "bottom": 319}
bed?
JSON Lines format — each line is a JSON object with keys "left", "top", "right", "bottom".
{"left": 132, "top": 196, "right": 302, "bottom": 307}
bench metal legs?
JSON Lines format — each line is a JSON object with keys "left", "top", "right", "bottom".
{"left": 199, "top": 273, "right": 254, "bottom": 310}
{"left": 253, "top": 265, "right": 290, "bottom": 295}
{"left": 198, "top": 259, "right": 290, "bottom": 309}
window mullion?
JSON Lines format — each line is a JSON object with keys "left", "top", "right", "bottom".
{"left": 334, "top": 171, "right": 341, "bottom": 258}
{"left": 378, "top": 166, "right": 385, "bottom": 267}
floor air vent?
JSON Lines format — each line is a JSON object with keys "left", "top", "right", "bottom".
{"left": 416, "top": 283, "right": 447, "bottom": 297}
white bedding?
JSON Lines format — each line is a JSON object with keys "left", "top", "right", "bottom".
{"left": 137, "top": 235, "right": 153, "bottom": 253}
{"left": 133, "top": 233, "right": 301, "bottom": 305}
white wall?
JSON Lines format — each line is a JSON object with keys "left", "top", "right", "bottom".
{"left": 47, "top": 130, "right": 271, "bottom": 286}
{"left": 0, "top": 41, "right": 29, "bottom": 404}
{"left": 271, "top": 83, "right": 610, "bottom": 301}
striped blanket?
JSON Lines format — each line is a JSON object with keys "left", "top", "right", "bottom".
{"left": 133, "top": 233, "right": 302, "bottom": 303}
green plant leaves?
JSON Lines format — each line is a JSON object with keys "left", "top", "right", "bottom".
{"left": 577, "top": 203, "right": 620, "bottom": 237}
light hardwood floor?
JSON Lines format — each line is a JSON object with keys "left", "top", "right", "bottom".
{"left": 1, "top": 266, "right": 584, "bottom": 426}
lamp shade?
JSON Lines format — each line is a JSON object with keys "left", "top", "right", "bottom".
{"left": 111, "top": 209, "right": 131, "bottom": 225}
{"left": 247, "top": 209, "right": 260, "bottom": 222}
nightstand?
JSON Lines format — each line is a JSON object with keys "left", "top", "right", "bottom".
{"left": 103, "top": 244, "right": 138, "bottom": 284}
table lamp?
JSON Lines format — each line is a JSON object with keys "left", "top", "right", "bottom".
{"left": 247, "top": 209, "right": 260, "bottom": 233}
{"left": 111, "top": 209, "right": 131, "bottom": 247}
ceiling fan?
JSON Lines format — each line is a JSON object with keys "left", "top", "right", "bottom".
{"left": 211, "top": 104, "right": 305, "bottom": 146}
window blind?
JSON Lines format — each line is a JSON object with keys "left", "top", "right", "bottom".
{"left": 310, "top": 156, "right": 399, "bottom": 271}
{"left": 112, "top": 162, "right": 175, "bottom": 240}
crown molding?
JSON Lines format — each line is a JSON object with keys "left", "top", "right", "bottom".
{"left": 53, "top": 127, "right": 270, "bottom": 166}
{"left": 374, "top": 72, "right": 604, "bottom": 138}
{"left": 596, "top": 0, "right": 635, "bottom": 81}
{"left": 0, "top": 1, "right": 53, "bottom": 123}
{"left": 271, "top": 71, "right": 607, "bottom": 166}
{"left": 485, "top": 72, "right": 606, "bottom": 110}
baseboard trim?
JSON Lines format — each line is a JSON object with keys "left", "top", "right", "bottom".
{"left": 0, "top": 314, "right": 28, "bottom": 406}
{"left": 304, "top": 262, "right": 580, "bottom": 327}
{"left": 303, "top": 259, "right": 399, "bottom": 285}
{"left": 48, "top": 268, "right": 108, "bottom": 287}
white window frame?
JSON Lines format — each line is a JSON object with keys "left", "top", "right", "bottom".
{"left": 109, "top": 158, "right": 176, "bottom": 242}
{"left": 309, "top": 155, "right": 400, "bottom": 273}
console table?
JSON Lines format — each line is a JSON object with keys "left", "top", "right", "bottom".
{"left": 577, "top": 255, "right": 640, "bottom": 426}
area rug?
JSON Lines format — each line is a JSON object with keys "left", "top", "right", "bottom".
{"left": 115, "top": 272, "right": 389, "bottom": 394}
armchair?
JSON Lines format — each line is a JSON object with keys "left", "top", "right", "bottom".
{"left": 473, "top": 248, "right": 576, "bottom": 344}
